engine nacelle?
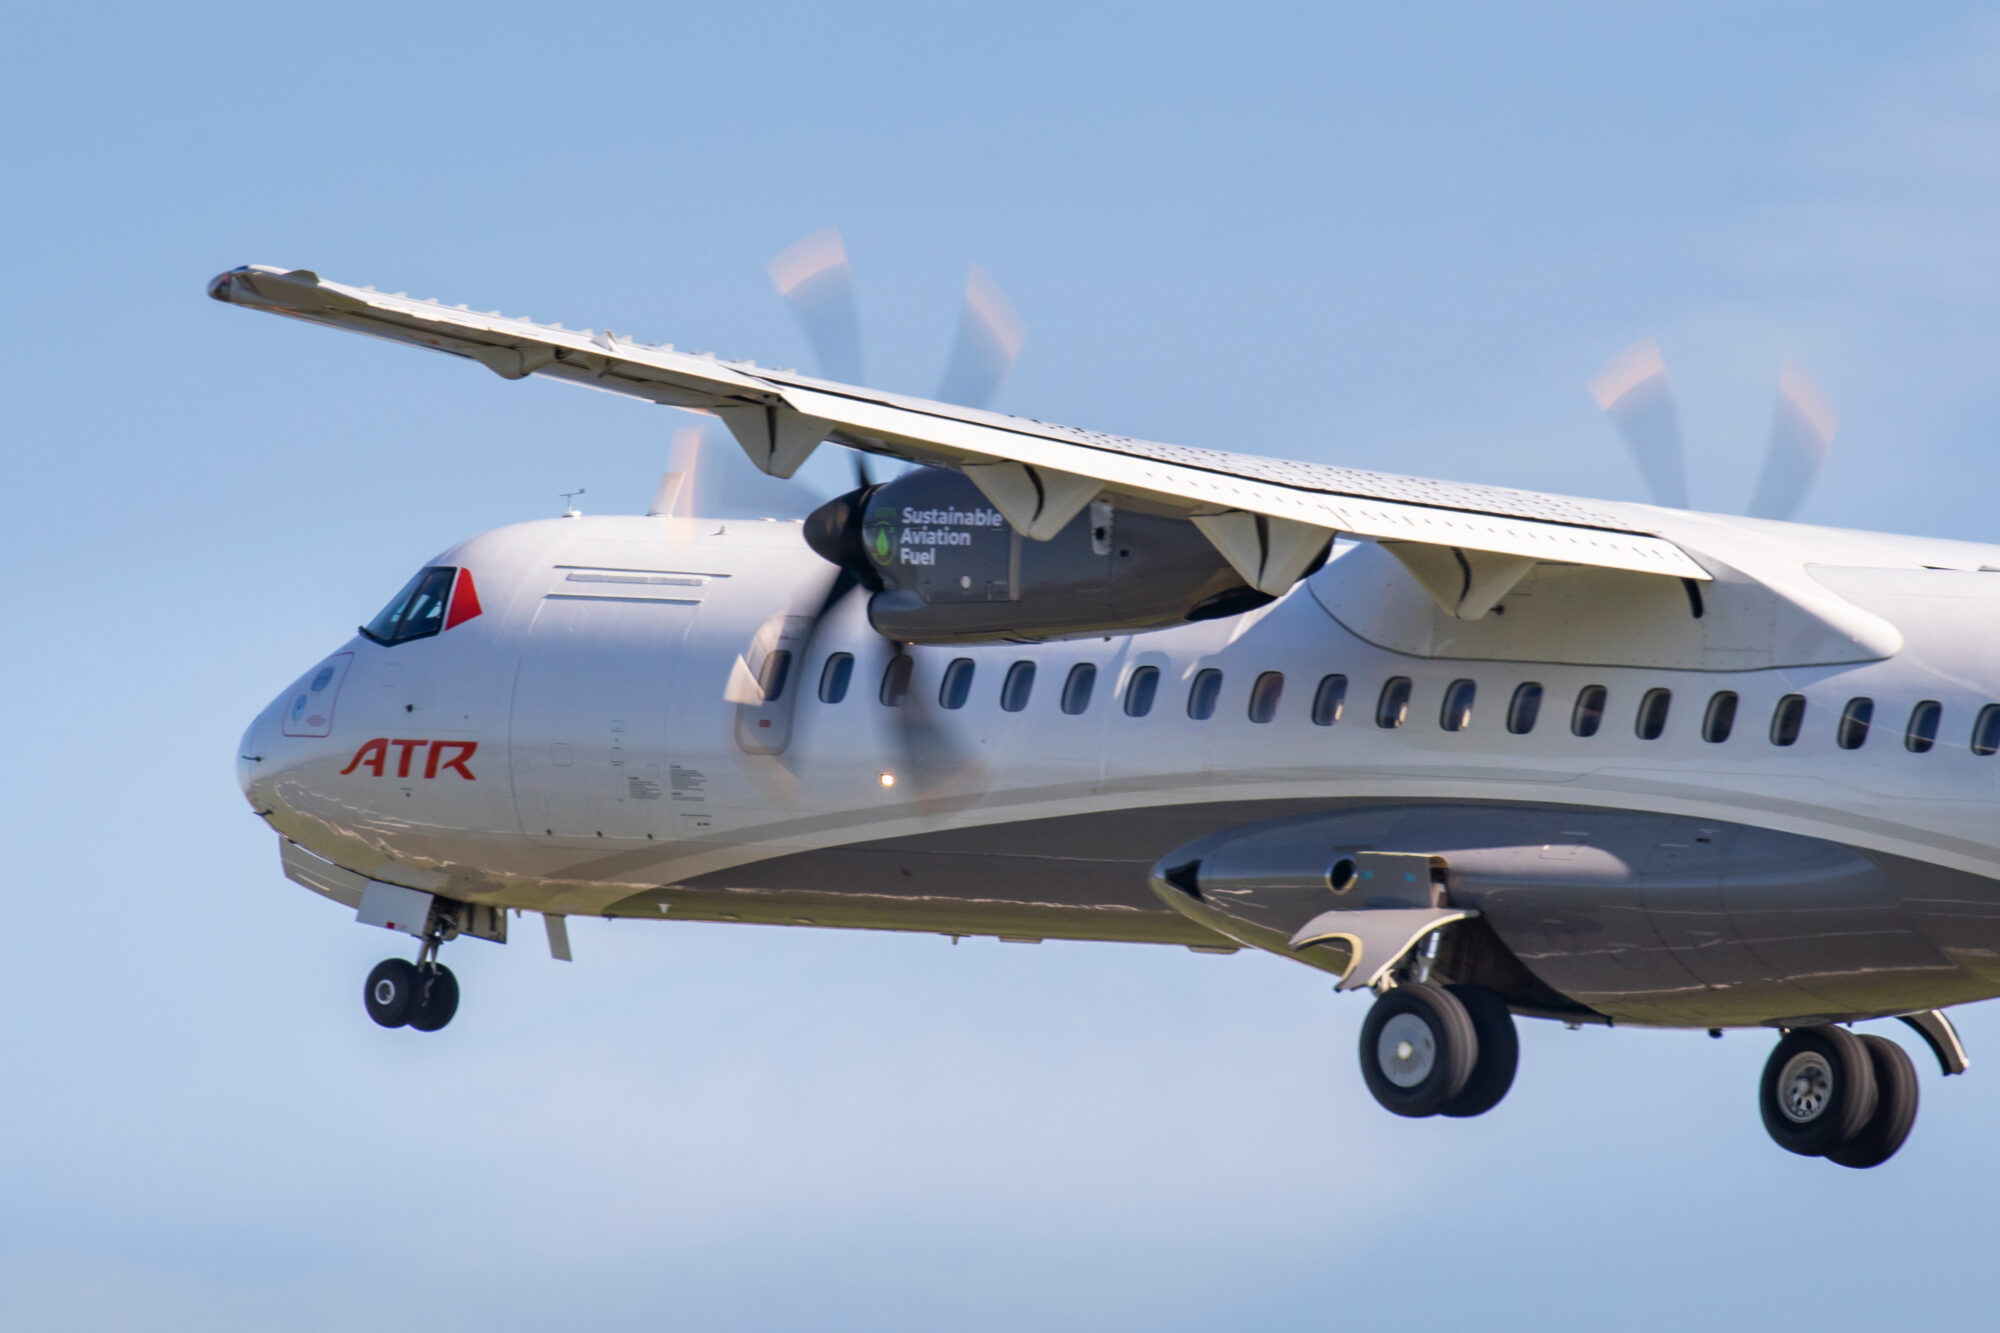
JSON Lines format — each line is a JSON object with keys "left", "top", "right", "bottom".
{"left": 805, "top": 467, "right": 1286, "bottom": 645}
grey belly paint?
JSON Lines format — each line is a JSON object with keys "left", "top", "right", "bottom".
{"left": 613, "top": 798, "right": 2000, "bottom": 1028}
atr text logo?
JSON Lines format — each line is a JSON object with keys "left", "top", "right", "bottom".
{"left": 340, "top": 738, "right": 478, "bottom": 780}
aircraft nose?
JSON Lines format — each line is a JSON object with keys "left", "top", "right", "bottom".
{"left": 237, "top": 695, "right": 282, "bottom": 808}
{"left": 242, "top": 651, "right": 356, "bottom": 809}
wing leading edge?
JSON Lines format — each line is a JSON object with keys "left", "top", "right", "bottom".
{"left": 210, "top": 264, "right": 1709, "bottom": 604}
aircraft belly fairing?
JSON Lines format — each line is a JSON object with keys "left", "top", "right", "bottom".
{"left": 1145, "top": 805, "right": 1998, "bottom": 1028}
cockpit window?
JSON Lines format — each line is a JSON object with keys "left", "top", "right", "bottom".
{"left": 361, "top": 566, "right": 458, "bottom": 646}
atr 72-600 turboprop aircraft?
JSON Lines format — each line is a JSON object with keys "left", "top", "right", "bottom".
{"left": 219, "top": 251, "right": 2000, "bottom": 1170}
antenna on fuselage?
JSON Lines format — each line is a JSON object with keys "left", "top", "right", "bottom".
{"left": 559, "top": 488, "right": 586, "bottom": 518}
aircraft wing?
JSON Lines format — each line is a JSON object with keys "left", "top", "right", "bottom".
{"left": 211, "top": 264, "right": 1708, "bottom": 604}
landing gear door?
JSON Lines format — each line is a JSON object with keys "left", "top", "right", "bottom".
{"left": 730, "top": 613, "right": 814, "bottom": 755}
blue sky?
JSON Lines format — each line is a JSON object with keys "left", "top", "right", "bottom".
{"left": 8, "top": 3, "right": 2000, "bottom": 1328}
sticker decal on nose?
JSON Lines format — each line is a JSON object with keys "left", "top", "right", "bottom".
{"left": 282, "top": 653, "right": 353, "bottom": 738}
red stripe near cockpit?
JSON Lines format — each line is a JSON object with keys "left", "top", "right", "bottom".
{"left": 445, "top": 567, "right": 483, "bottom": 630}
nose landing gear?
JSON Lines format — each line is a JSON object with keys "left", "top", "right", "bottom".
{"left": 1760, "top": 1027, "right": 1919, "bottom": 1168}
{"left": 363, "top": 936, "right": 459, "bottom": 1033}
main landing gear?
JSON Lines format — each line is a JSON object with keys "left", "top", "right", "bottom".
{"left": 1354, "top": 976, "right": 1935, "bottom": 1166}
{"left": 1358, "top": 982, "right": 1519, "bottom": 1119}
{"left": 1760, "top": 1026, "right": 1919, "bottom": 1169}
{"left": 364, "top": 947, "right": 459, "bottom": 1033}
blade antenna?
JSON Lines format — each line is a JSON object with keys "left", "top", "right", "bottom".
{"left": 935, "top": 264, "right": 1026, "bottom": 409}
{"left": 767, "top": 227, "right": 864, "bottom": 385}
{"left": 1745, "top": 359, "right": 1838, "bottom": 522}
{"left": 1589, "top": 337, "right": 1690, "bottom": 511}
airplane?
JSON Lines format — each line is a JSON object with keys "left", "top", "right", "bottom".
{"left": 215, "top": 245, "right": 2000, "bottom": 1171}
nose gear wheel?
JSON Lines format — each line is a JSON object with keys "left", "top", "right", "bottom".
{"left": 363, "top": 955, "right": 459, "bottom": 1033}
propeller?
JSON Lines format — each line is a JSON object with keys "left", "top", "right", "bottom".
{"left": 1589, "top": 338, "right": 1689, "bottom": 512}
{"left": 658, "top": 420, "right": 826, "bottom": 521}
{"left": 771, "top": 228, "right": 1024, "bottom": 643}
{"left": 758, "top": 229, "right": 1025, "bottom": 790}
{"left": 664, "top": 229, "right": 1023, "bottom": 524}
{"left": 1591, "top": 340, "right": 1838, "bottom": 522}
{"left": 766, "top": 227, "right": 865, "bottom": 386}
{"left": 1746, "top": 359, "right": 1840, "bottom": 521}
{"left": 936, "top": 263, "right": 1027, "bottom": 410}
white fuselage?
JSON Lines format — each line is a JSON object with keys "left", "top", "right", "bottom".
{"left": 240, "top": 510, "right": 2000, "bottom": 1024}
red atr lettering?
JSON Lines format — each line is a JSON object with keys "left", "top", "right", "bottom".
{"left": 389, "top": 738, "right": 426, "bottom": 778}
{"left": 425, "top": 740, "right": 477, "bottom": 780}
{"left": 340, "top": 738, "right": 387, "bottom": 776}
{"left": 341, "top": 738, "right": 478, "bottom": 779}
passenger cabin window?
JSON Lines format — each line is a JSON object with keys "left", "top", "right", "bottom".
{"left": 1771, "top": 694, "right": 1806, "bottom": 746}
{"left": 1061, "top": 663, "right": 1097, "bottom": 715}
{"left": 1571, "top": 685, "right": 1608, "bottom": 738}
{"left": 1124, "top": 666, "right": 1160, "bottom": 718}
{"left": 1188, "top": 669, "right": 1223, "bottom": 720}
{"left": 939, "top": 658, "right": 975, "bottom": 710}
{"left": 1837, "top": 697, "right": 1874, "bottom": 750}
{"left": 1439, "top": 679, "right": 1476, "bottom": 732}
{"left": 879, "top": 655, "right": 913, "bottom": 707}
{"left": 1312, "top": 674, "right": 1347, "bottom": 726}
{"left": 818, "top": 652, "right": 853, "bottom": 704}
{"left": 1506, "top": 683, "right": 1542, "bottom": 735}
{"left": 1906, "top": 700, "right": 1942, "bottom": 754}
{"left": 1000, "top": 661, "right": 1036, "bottom": 713}
{"left": 1973, "top": 704, "right": 2000, "bottom": 757}
{"left": 757, "top": 650, "right": 793, "bottom": 703}
{"left": 1249, "top": 672, "right": 1284, "bottom": 723}
{"left": 1702, "top": 691, "right": 1738, "bottom": 744}
{"left": 361, "top": 566, "right": 458, "bottom": 646}
{"left": 1635, "top": 688, "right": 1672, "bottom": 740}
{"left": 1376, "top": 677, "right": 1412, "bottom": 729}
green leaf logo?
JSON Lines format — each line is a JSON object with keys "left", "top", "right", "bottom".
{"left": 869, "top": 523, "right": 894, "bottom": 563}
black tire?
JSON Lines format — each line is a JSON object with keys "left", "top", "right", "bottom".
{"left": 1759, "top": 1026, "right": 1878, "bottom": 1157}
{"left": 406, "top": 962, "right": 460, "bottom": 1033}
{"left": 1827, "top": 1034, "right": 1919, "bottom": 1169}
{"left": 1440, "top": 984, "right": 1519, "bottom": 1118}
{"left": 1359, "top": 982, "right": 1478, "bottom": 1118}
{"left": 365, "top": 958, "right": 420, "bottom": 1029}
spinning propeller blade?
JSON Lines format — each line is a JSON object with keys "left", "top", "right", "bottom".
{"left": 1746, "top": 358, "right": 1839, "bottom": 522}
{"left": 875, "top": 645, "right": 982, "bottom": 790}
{"left": 766, "top": 227, "right": 864, "bottom": 386}
{"left": 663, "top": 418, "right": 826, "bottom": 521}
{"left": 935, "top": 263, "right": 1026, "bottom": 409}
{"left": 1589, "top": 337, "right": 1689, "bottom": 511}
{"left": 1589, "top": 341, "right": 1839, "bottom": 522}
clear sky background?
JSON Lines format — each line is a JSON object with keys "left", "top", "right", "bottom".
{"left": 7, "top": 3, "right": 2000, "bottom": 1328}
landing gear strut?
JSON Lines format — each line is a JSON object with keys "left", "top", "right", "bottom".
{"left": 1760, "top": 1027, "right": 1918, "bottom": 1168}
{"left": 1358, "top": 983, "right": 1519, "bottom": 1119}
{"left": 363, "top": 934, "right": 459, "bottom": 1033}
